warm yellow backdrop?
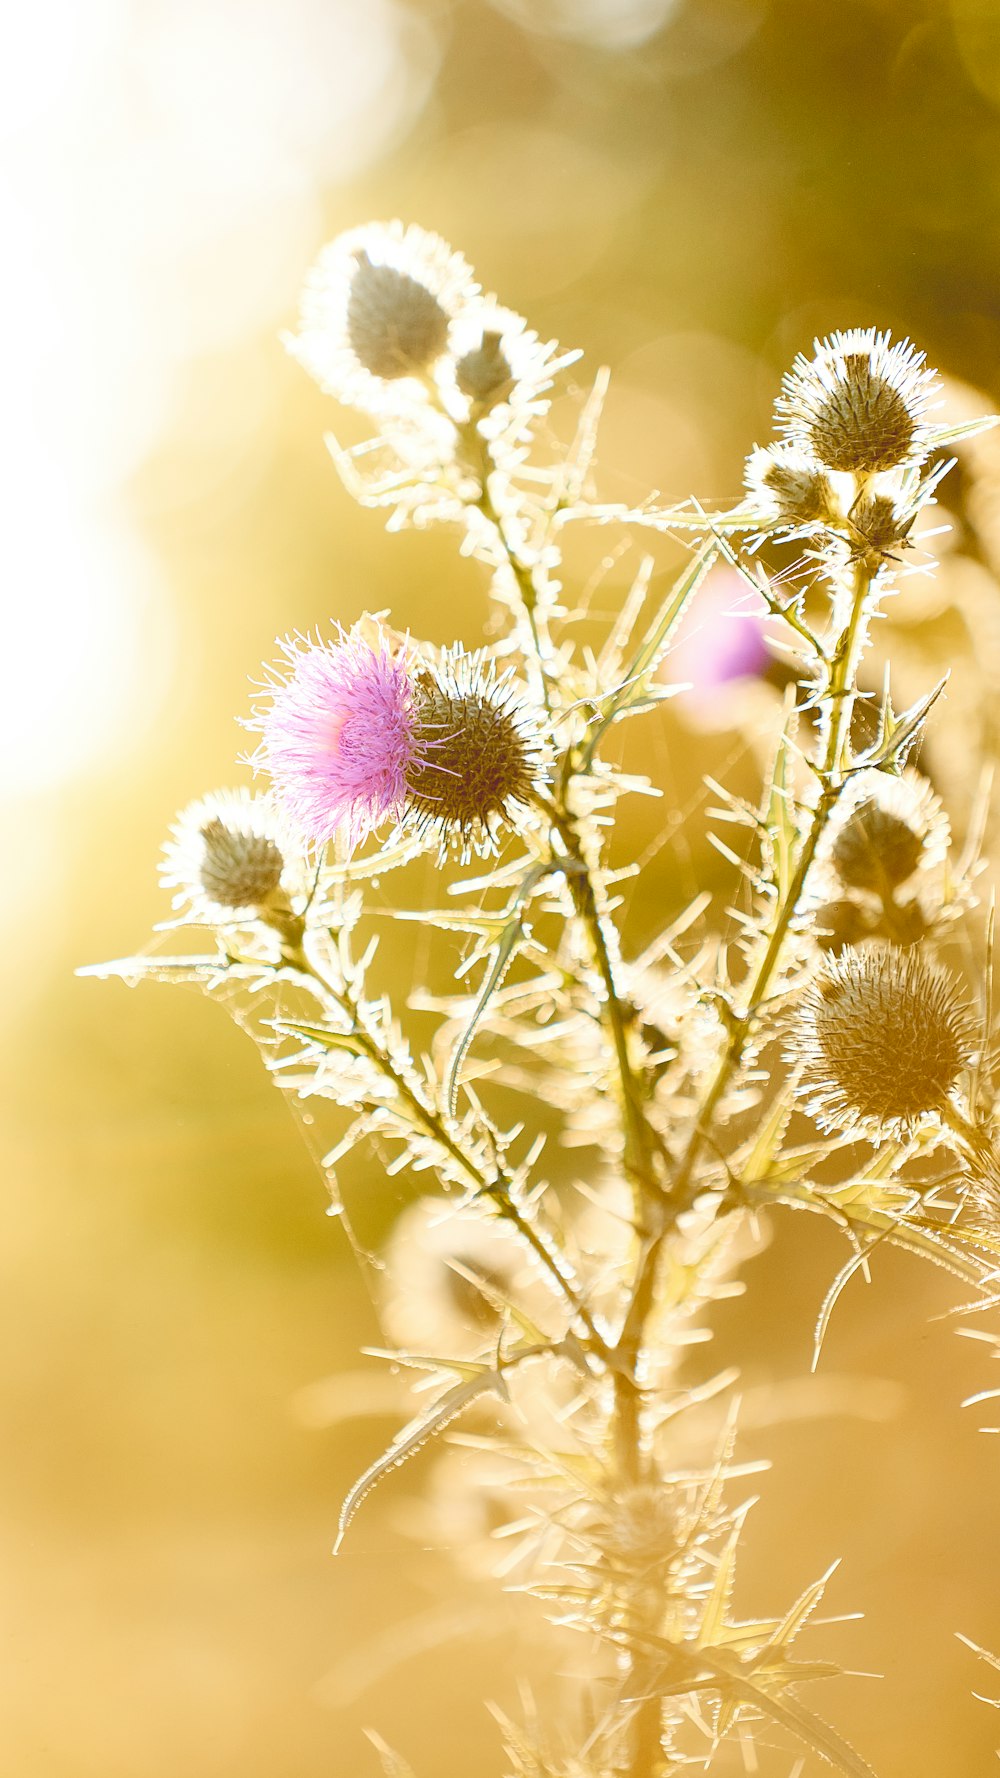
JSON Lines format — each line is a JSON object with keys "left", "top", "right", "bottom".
{"left": 7, "top": 2, "right": 1000, "bottom": 1772}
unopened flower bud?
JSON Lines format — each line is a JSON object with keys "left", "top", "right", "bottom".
{"left": 831, "top": 799, "right": 925, "bottom": 894}
{"left": 849, "top": 491, "right": 915, "bottom": 562}
{"left": 454, "top": 328, "right": 514, "bottom": 404}
{"left": 284, "top": 221, "right": 479, "bottom": 415}
{"left": 791, "top": 947, "right": 975, "bottom": 1137}
{"left": 405, "top": 652, "right": 542, "bottom": 858}
{"left": 346, "top": 249, "right": 451, "bottom": 381}
{"left": 161, "top": 790, "right": 291, "bottom": 923}
{"left": 587, "top": 1483, "right": 679, "bottom": 1574}
{"left": 812, "top": 897, "right": 872, "bottom": 955}
{"left": 198, "top": 815, "right": 284, "bottom": 909}
{"left": 776, "top": 329, "right": 940, "bottom": 475}
{"left": 744, "top": 442, "right": 839, "bottom": 529}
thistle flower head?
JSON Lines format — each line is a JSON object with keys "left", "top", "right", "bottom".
{"left": 821, "top": 768, "right": 949, "bottom": 898}
{"left": 790, "top": 946, "right": 976, "bottom": 1138}
{"left": 405, "top": 648, "right": 544, "bottom": 860}
{"left": 381, "top": 1197, "right": 558, "bottom": 1358}
{"left": 160, "top": 789, "right": 291, "bottom": 921}
{"left": 744, "top": 441, "right": 842, "bottom": 532}
{"left": 284, "top": 221, "right": 479, "bottom": 415}
{"left": 445, "top": 301, "right": 580, "bottom": 434}
{"left": 776, "top": 328, "right": 941, "bottom": 475}
{"left": 848, "top": 487, "right": 917, "bottom": 565}
{"left": 811, "top": 896, "right": 874, "bottom": 955}
{"left": 254, "top": 625, "right": 416, "bottom": 848}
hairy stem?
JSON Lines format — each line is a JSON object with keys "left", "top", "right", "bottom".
{"left": 465, "top": 422, "right": 554, "bottom": 711}
{"left": 669, "top": 558, "right": 875, "bottom": 1211}
{"left": 284, "top": 936, "right": 610, "bottom": 1356}
{"left": 606, "top": 560, "right": 875, "bottom": 1775}
{"left": 533, "top": 789, "right": 670, "bottom": 1212}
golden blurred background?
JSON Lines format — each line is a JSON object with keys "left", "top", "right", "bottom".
{"left": 8, "top": 0, "right": 1000, "bottom": 1771}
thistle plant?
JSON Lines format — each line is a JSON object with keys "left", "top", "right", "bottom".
{"left": 88, "top": 224, "right": 1000, "bottom": 1776}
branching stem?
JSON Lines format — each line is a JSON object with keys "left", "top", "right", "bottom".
{"left": 283, "top": 937, "right": 610, "bottom": 1358}
{"left": 669, "top": 559, "right": 875, "bottom": 1213}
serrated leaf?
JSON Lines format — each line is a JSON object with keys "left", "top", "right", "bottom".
{"left": 856, "top": 674, "right": 948, "bottom": 771}
{"left": 762, "top": 699, "right": 800, "bottom": 902}
{"left": 929, "top": 413, "right": 999, "bottom": 447}
{"left": 446, "top": 861, "right": 553, "bottom": 1119}
{"left": 272, "top": 1018, "right": 370, "bottom": 1059}
{"left": 697, "top": 1645, "right": 877, "bottom": 1778}
{"left": 77, "top": 953, "right": 226, "bottom": 983}
{"left": 555, "top": 364, "right": 610, "bottom": 507}
{"left": 581, "top": 538, "right": 718, "bottom": 765}
{"left": 387, "top": 908, "right": 514, "bottom": 938}
{"left": 561, "top": 498, "right": 758, "bottom": 535}
{"left": 446, "top": 1258, "right": 552, "bottom": 1347}
{"left": 771, "top": 1562, "right": 839, "bottom": 1653}
{"left": 697, "top": 1524, "right": 742, "bottom": 1647}
{"left": 320, "top": 833, "right": 426, "bottom": 885}
{"left": 734, "top": 1086, "right": 798, "bottom": 1186}
{"left": 334, "top": 1367, "right": 507, "bottom": 1553}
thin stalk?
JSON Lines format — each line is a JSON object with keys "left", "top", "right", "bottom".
{"left": 942, "top": 1102, "right": 1000, "bottom": 1199}
{"left": 532, "top": 789, "right": 669, "bottom": 1211}
{"left": 605, "top": 560, "right": 875, "bottom": 1777}
{"left": 669, "top": 558, "right": 874, "bottom": 1212}
{"left": 283, "top": 936, "right": 610, "bottom": 1357}
{"left": 454, "top": 419, "right": 555, "bottom": 709}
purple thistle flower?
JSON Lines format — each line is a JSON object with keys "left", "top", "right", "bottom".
{"left": 258, "top": 629, "right": 416, "bottom": 848}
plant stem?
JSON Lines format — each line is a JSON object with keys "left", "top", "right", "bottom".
{"left": 283, "top": 937, "right": 610, "bottom": 1357}
{"left": 532, "top": 789, "right": 670, "bottom": 1212}
{"left": 608, "top": 560, "right": 874, "bottom": 1776}
{"left": 668, "top": 558, "right": 874, "bottom": 1213}
{"left": 464, "top": 424, "right": 554, "bottom": 712}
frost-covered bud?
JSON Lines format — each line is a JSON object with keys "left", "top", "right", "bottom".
{"left": 831, "top": 799, "right": 925, "bottom": 894}
{"left": 405, "top": 650, "right": 543, "bottom": 859}
{"left": 776, "top": 329, "right": 940, "bottom": 475}
{"left": 160, "top": 790, "right": 291, "bottom": 922}
{"left": 791, "top": 947, "right": 976, "bottom": 1138}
